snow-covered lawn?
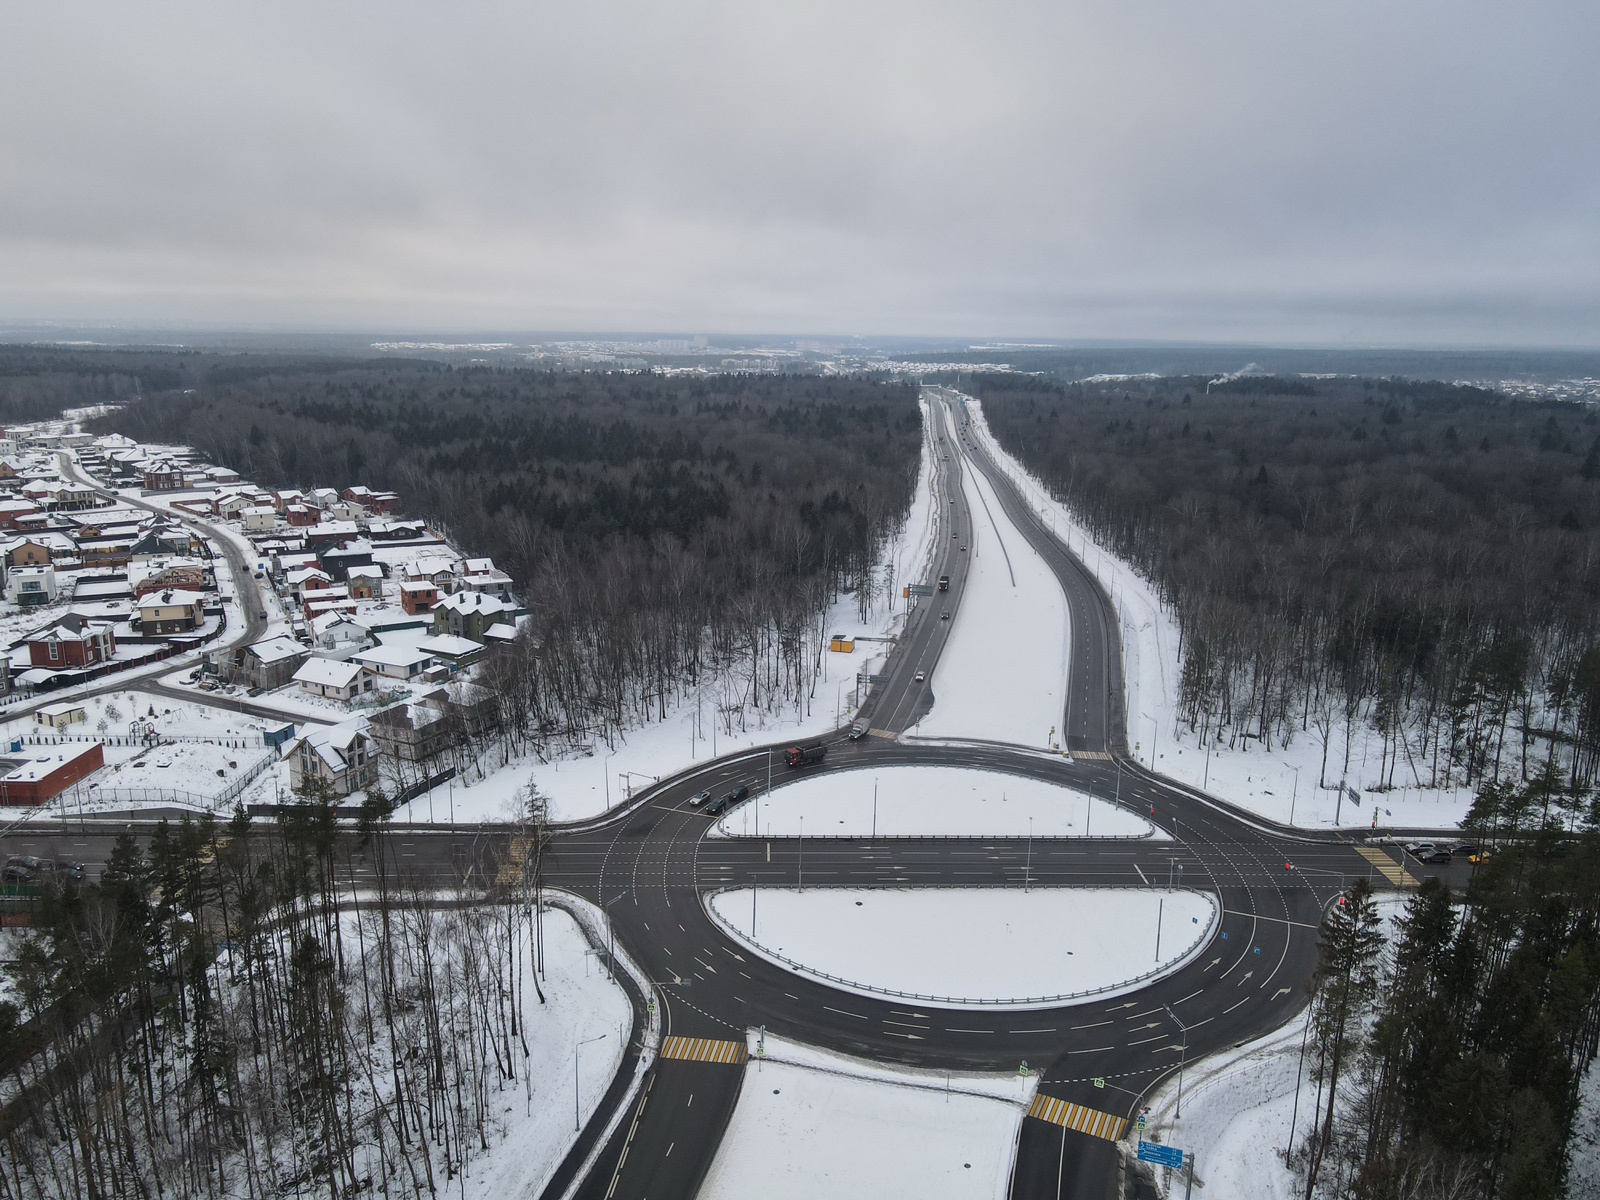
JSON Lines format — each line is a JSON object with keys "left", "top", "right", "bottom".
{"left": 388, "top": 399, "right": 943, "bottom": 827}
{"left": 707, "top": 887, "right": 1217, "bottom": 1007}
{"left": 699, "top": 1032, "right": 1031, "bottom": 1200}
{"left": 953, "top": 390, "right": 1477, "bottom": 831}
{"left": 709, "top": 764, "right": 1161, "bottom": 839}
{"left": 910, "top": 406, "right": 1070, "bottom": 748}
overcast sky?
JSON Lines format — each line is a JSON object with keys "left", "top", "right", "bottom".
{"left": 2, "top": 2, "right": 1596, "bottom": 344}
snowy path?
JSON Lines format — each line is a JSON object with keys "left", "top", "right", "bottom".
{"left": 699, "top": 1033, "right": 1030, "bottom": 1200}
{"left": 708, "top": 764, "right": 1162, "bottom": 839}
{"left": 708, "top": 886, "right": 1217, "bottom": 1007}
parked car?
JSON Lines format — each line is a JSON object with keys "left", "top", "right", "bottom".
{"left": 689, "top": 790, "right": 712, "bottom": 808}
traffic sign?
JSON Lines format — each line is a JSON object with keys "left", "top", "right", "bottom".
{"left": 1137, "top": 1141, "right": 1184, "bottom": 1168}
{"left": 908, "top": 583, "right": 935, "bottom": 597}
{"left": 1092, "top": 1077, "right": 1105, "bottom": 1089}
{"left": 1135, "top": 1114, "right": 1146, "bottom": 1130}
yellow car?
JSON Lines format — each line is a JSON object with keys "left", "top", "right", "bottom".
{"left": 1469, "top": 848, "right": 1493, "bottom": 865}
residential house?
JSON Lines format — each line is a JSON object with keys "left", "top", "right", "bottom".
{"left": 318, "top": 539, "right": 375, "bottom": 581}
{"left": 399, "top": 581, "right": 438, "bottom": 614}
{"left": 241, "top": 505, "right": 279, "bottom": 531}
{"left": 28, "top": 616, "right": 116, "bottom": 668}
{"left": 412, "top": 633, "right": 485, "bottom": 669}
{"left": 292, "top": 657, "right": 376, "bottom": 703}
{"left": 367, "top": 700, "right": 455, "bottom": 764}
{"left": 221, "top": 635, "right": 310, "bottom": 690}
{"left": 4, "top": 565, "right": 57, "bottom": 606}
{"left": 0, "top": 499, "right": 40, "bottom": 530}
{"left": 352, "top": 644, "right": 435, "bottom": 682}
{"left": 134, "top": 589, "right": 206, "bottom": 634}
{"left": 6, "top": 538, "right": 54, "bottom": 567}
{"left": 284, "top": 717, "right": 375, "bottom": 798}
{"left": 34, "top": 702, "right": 88, "bottom": 730}
{"left": 311, "top": 611, "right": 372, "bottom": 653}
{"left": 456, "top": 567, "right": 515, "bottom": 599}
{"left": 141, "top": 461, "right": 190, "bottom": 491}
{"left": 432, "top": 591, "right": 515, "bottom": 643}
{"left": 345, "top": 564, "right": 383, "bottom": 600}
{"left": 285, "top": 503, "right": 319, "bottom": 527}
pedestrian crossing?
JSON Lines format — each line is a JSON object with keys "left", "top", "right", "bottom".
{"left": 1027, "top": 1093, "right": 1127, "bottom": 1140}
{"left": 495, "top": 836, "right": 530, "bottom": 886}
{"left": 1073, "top": 750, "right": 1114, "bottom": 761}
{"left": 867, "top": 728, "right": 897, "bottom": 740}
{"left": 1354, "top": 846, "right": 1418, "bottom": 887}
{"left": 660, "top": 1036, "right": 747, "bottom": 1064}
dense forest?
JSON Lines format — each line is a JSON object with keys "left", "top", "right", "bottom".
{"left": 69, "top": 350, "right": 923, "bottom": 754}
{"left": 972, "top": 373, "right": 1600, "bottom": 794}
{"left": 1294, "top": 776, "right": 1600, "bottom": 1199}
{"left": 0, "top": 797, "right": 566, "bottom": 1200}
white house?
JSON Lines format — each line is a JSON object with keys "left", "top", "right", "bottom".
{"left": 4, "top": 565, "right": 57, "bottom": 607}
{"left": 352, "top": 644, "right": 435, "bottom": 682}
{"left": 292, "top": 657, "right": 376, "bottom": 702}
{"left": 241, "top": 505, "right": 279, "bottom": 531}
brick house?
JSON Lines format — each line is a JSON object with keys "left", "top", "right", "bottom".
{"left": 28, "top": 617, "right": 116, "bottom": 668}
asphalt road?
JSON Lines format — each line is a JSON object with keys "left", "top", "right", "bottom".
{"left": 9, "top": 407, "right": 1442, "bottom": 1199}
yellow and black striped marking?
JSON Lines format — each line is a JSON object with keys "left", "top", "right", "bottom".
{"left": 660, "top": 1036, "right": 747, "bottom": 1064}
{"left": 1028, "top": 1093, "right": 1128, "bottom": 1141}
{"left": 1354, "top": 846, "right": 1418, "bottom": 888}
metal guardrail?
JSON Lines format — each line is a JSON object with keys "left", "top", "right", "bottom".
{"left": 701, "top": 883, "right": 1221, "bottom": 1007}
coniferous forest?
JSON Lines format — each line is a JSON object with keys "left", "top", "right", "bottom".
{"left": 79, "top": 352, "right": 924, "bottom": 755}
{"left": 972, "top": 373, "right": 1600, "bottom": 794}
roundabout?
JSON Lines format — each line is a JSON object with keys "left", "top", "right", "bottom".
{"left": 539, "top": 389, "right": 1387, "bottom": 1200}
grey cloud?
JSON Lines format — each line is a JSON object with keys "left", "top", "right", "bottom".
{"left": 1, "top": 0, "right": 1597, "bottom": 342}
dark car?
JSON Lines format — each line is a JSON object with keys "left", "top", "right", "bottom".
{"left": 2, "top": 856, "right": 43, "bottom": 884}
{"left": 727, "top": 785, "right": 750, "bottom": 804}
{"left": 1419, "top": 848, "right": 1453, "bottom": 864}
{"left": 941, "top": 610, "right": 951, "bottom": 620}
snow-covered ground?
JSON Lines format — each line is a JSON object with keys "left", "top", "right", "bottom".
{"left": 388, "top": 399, "right": 943, "bottom": 826}
{"left": 699, "top": 1031, "right": 1031, "bottom": 1200}
{"left": 709, "top": 765, "right": 1161, "bottom": 839}
{"left": 952, "top": 389, "right": 1477, "bottom": 831}
{"left": 448, "top": 906, "right": 632, "bottom": 1200}
{"left": 911, "top": 405, "right": 1070, "bottom": 747}
{"left": 1572, "top": 1054, "right": 1600, "bottom": 1198}
{"left": 707, "top": 886, "right": 1216, "bottom": 1007}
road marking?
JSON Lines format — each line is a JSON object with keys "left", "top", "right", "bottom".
{"left": 824, "top": 1006, "right": 868, "bottom": 1020}
{"left": 947, "top": 1028, "right": 994, "bottom": 1034}
{"left": 1355, "top": 846, "right": 1418, "bottom": 887}
{"left": 1133, "top": 864, "right": 1150, "bottom": 885}
{"left": 1009, "top": 1028, "right": 1056, "bottom": 1034}
{"left": 1067, "top": 1045, "right": 1114, "bottom": 1055}
{"left": 1224, "top": 997, "right": 1250, "bottom": 1014}
{"left": 1074, "top": 751, "right": 1113, "bottom": 761}
{"left": 659, "top": 1036, "right": 747, "bottom": 1064}
{"left": 867, "top": 728, "right": 897, "bottom": 739}
{"left": 1028, "top": 1094, "right": 1127, "bottom": 1141}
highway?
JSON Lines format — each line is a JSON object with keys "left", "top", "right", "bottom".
{"left": 6, "top": 401, "right": 1403, "bottom": 1198}
{"left": 536, "top": 387, "right": 1383, "bottom": 1200}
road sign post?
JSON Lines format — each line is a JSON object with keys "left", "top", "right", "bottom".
{"left": 1136, "top": 1141, "right": 1183, "bottom": 1169}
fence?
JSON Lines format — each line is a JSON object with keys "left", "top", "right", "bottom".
{"left": 19, "top": 731, "right": 268, "bottom": 750}
{"left": 57, "top": 749, "right": 278, "bottom": 812}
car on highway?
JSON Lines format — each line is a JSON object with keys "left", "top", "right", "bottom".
{"left": 1404, "top": 842, "right": 1436, "bottom": 856}
{"left": 960, "top": 544, "right": 967, "bottom": 551}
{"left": 849, "top": 722, "right": 867, "bottom": 739}
{"left": 914, "top": 670, "right": 925, "bottom": 682}
{"left": 941, "top": 610, "right": 950, "bottom": 620}
{"left": 258, "top": 610, "right": 268, "bottom": 620}
{"left": 1417, "top": 848, "right": 1453, "bottom": 864}
{"left": 689, "top": 790, "right": 712, "bottom": 808}
{"left": 1451, "top": 843, "right": 1481, "bottom": 857}
{"left": 1469, "top": 848, "right": 1494, "bottom": 865}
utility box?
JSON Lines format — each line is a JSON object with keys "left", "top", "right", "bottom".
{"left": 829, "top": 634, "right": 855, "bottom": 653}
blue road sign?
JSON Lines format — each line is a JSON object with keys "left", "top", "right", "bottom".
{"left": 1137, "top": 1141, "right": 1184, "bottom": 1169}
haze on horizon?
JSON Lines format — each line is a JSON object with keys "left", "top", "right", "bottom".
{"left": 2, "top": 2, "right": 1596, "bottom": 347}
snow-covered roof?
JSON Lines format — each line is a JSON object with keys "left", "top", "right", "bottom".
{"left": 293, "top": 658, "right": 368, "bottom": 688}
{"left": 136, "top": 589, "right": 205, "bottom": 609}
{"left": 483, "top": 622, "right": 518, "bottom": 642}
{"left": 436, "top": 591, "right": 510, "bottom": 616}
{"left": 245, "top": 635, "right": 307, "bottom": 664}
{"left": 415, "top": 634, "right": 481, "bottom": 657}
{"left": 285, "top": 716, "right": 369, "bottom": 771}
{"left": 353, "top": 644, "right": 434, "bottom": 668}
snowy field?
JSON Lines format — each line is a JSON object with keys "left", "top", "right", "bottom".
{"left": 708, "top": 887, "right": 1216, "bottom": 1006}
{"left": 709, "top": 764, "right": 1161, "bottom": 839}
{"left": 700, "top": 1032, "right": 1030, "bottom": 1200}
{"left": 388, "top": 398, "right": 943, "bottom": 826}
{"left": 911, "top": 405, "right": 1070, "bottom": 747}
{"left": 953, "top": 390, "right": 1478, "bottom": 831}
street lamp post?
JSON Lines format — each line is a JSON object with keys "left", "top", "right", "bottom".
{"left": 604, "top": 891, "right": 626, "bottom": 981}
{"left": 1163, "top": 1005, "right": 1190, "bottom": 1119}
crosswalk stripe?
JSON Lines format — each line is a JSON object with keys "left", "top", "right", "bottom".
{"left": 867, "top": 728, "right": 897, "bottom": 739}
{"left": 660, "top": 1036, "right": 747, "bottom": 1064}
{"left": 1354, "top": 846, "right": 1417, "bottom": 887}
{"left": 1027, "top": 1094, "right": 1127, "bottom": 1141}
{"left": 495, "top": 836, "right": 530, "bottom": 886}
{"left": 1073, "top": 751, "right": 1113, "bottom": 761}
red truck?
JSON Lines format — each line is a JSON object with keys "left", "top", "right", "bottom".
{"left": 783, "top": 743, "right": 828, "bottom": 768}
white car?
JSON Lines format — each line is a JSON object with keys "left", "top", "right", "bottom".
{"left": 914, "top": 671, "right": 926, "bottom": 682}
